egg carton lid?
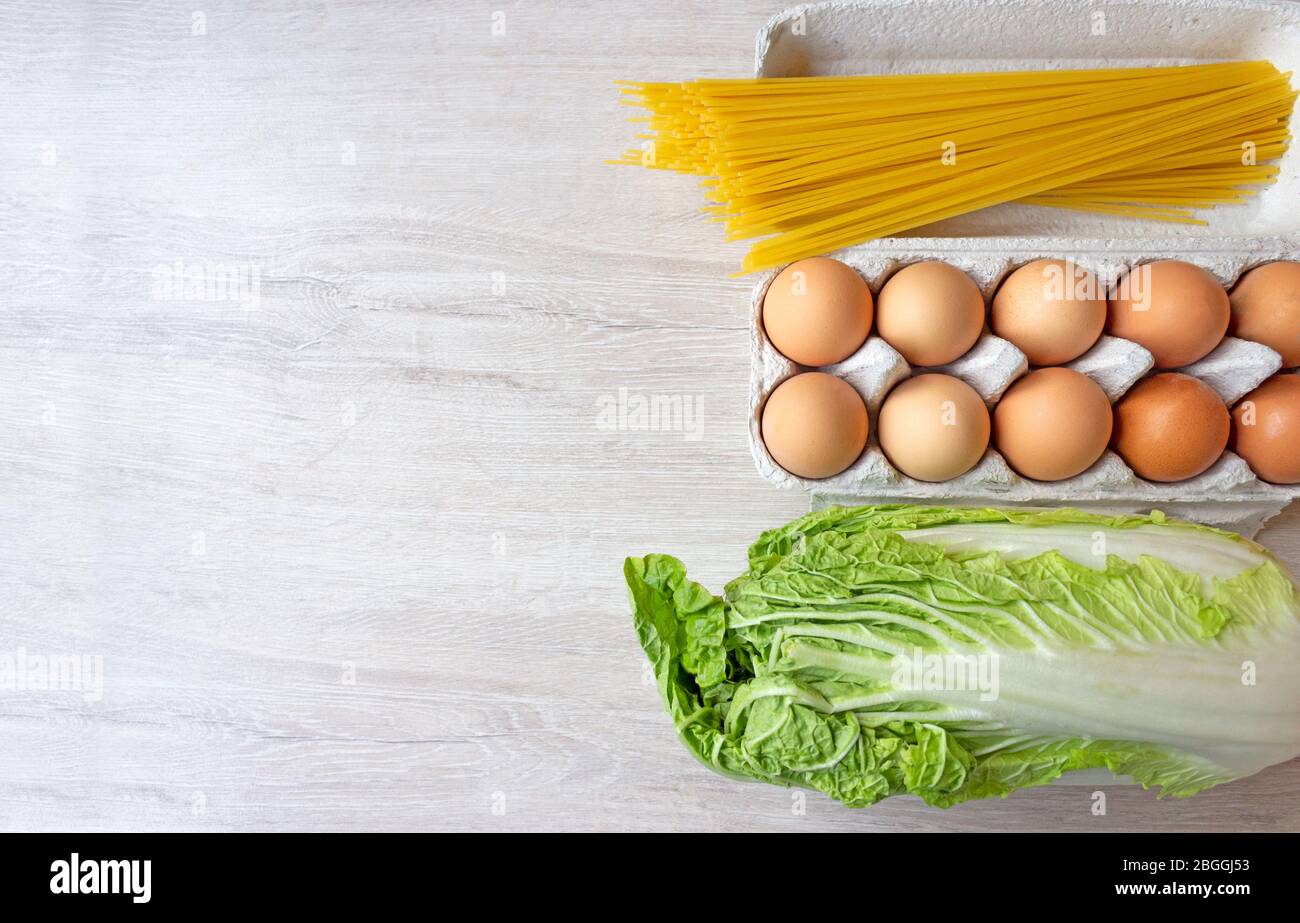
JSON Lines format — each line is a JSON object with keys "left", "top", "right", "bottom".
{"left": 754, "top": 0, "right": 1300, "bottom": 244}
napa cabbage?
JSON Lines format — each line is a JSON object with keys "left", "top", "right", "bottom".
{"left": 626, "top": 506, "right": 1300, "bottom": 807}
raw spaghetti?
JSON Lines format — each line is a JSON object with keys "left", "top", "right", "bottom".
{"left": 611, "top": 62, "right": 1297, "bottom": 273}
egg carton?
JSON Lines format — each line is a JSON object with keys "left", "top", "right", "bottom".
{"left": 749, "top": 250, "right": 1300, "bottom": 527}
{"left": 747, "top": 0, "right": 1300, "bottom": 534}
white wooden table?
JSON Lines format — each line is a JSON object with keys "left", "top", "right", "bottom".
{"left": 0, "top": 0, "right": 1297, "bottom": 831}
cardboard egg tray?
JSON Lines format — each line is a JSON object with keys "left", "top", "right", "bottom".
{"left": 746, "top": 0, "right": 1300, "bottom": 534}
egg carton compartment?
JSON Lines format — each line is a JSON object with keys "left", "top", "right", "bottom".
{"left": 747, "top": 249, "right": 1300, "bottom": 533}
{"left": 745, "top": 0, "right": 1300, "bottom": 534}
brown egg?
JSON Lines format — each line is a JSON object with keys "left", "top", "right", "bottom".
{"left": 1229, "top": 261, "right": 1300, "bottom": 368}
{"left": 1107, "top": 260, "right": 1229, "bottom": 369}
{"left": 876, "top": 261, "right": 985, "bottom": 366}
{"left": 877, "top": 373, "right": 990, "bottom": 481}
{"left": 1112, "top": 373, "right": 1229, "bottom": 482}
{"left": 762, "top": 257, "right": 873, "bottom": 367}
{"left": 993, "top": 368, "right": 1112, "bottom": 481}
{"left": 990, "top": 259, "right": 1106, "bottom": 365}
{"left": 761, "top": 372, "right": 868, "bottom": 479}
{"left": 1231, "top": 375, "right": 1300, "bottom": 484}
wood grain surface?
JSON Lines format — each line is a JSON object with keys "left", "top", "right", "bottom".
{"left": 1, "top": 0, "right": 1297, "bottom": 831}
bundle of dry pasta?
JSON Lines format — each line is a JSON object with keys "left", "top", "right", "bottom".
{"left": 612, "top": 62, "right": 1297, "bottom": 273}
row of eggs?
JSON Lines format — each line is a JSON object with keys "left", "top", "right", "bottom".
{"left": 762, "top": 256, "right": 1300, "bottom": 372}
{"left": 762, "top": 368, "right": 1300, "bottom": 484}
{"left": 758, "top": 256, "right": 1300, "bottom": 484}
